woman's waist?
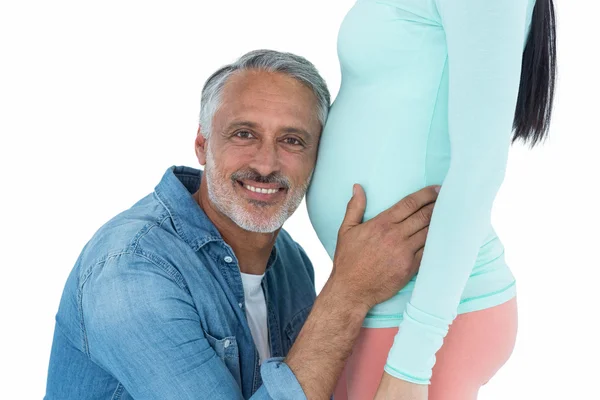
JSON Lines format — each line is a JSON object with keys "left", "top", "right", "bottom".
{"left": 361, "top": 243, "right": 515, "bottom": 324}
{"left": 384, "top": 243, "right": 512, "bottom": 299}
{"left": 365, "top": 275, "right": 517, "bottom": 324}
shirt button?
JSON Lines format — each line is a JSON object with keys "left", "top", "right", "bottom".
{"left": 224, "top": 256, "right": 233, "bottom": 263}
{"left": 238, "top": 302, "right": 243, "bottom": 308}
{"left": 224, "top": 339, "right": 231, "bottom": 348}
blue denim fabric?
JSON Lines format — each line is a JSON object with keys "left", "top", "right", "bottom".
{"left": 45, "top": 165, "right": 317, "bottom": 399}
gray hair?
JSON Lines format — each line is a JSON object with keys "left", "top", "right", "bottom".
{"left": 199, "top": 49, "right": 331, "bottom": 138}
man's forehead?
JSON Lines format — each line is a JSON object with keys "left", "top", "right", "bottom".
{"left": 222, "top": 70, "right": 313, "bottom": 104}
{"left": 217, "top": 71, "right": 321, "bottom": 135}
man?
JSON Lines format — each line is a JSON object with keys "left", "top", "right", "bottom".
{"left": 45, "top": 49, "right": 439, "bottom": 399}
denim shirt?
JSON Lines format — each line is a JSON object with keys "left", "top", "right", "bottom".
{"left": 45, "top": 166, "right": 317, "bottom": 399}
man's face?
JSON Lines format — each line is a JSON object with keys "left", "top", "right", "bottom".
{"left": 197, "top": 69, "right": 322, "bottom": 233}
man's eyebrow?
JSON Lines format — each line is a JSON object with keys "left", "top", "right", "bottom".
{"left": 226, "top": 120, "right": 260, "bottom": 131}
{"left": 226, "top": 120, "right": 313, "bottom": 139}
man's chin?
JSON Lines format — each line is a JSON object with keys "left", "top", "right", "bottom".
{"left": 227, "top": 206, "right": 287, "bottom": 233}
{"left": 235, "top": 220, "right": 282, "bottom": 234}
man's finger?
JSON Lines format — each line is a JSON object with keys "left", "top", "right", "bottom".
{"left": 408, "top": 226, "right": 429, "bottom": 254}
{"left": 386, "top": 185, "right": 440, "bottom": 224}
{"left": 338, "top": 184, "right": 366, "bottom": 235}
{"left": 401, "top": 203, "right": 434, "bottom": 238}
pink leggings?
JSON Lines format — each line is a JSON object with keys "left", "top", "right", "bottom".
{"left": 334, "top": 297, "right": 518, "bottom": 400}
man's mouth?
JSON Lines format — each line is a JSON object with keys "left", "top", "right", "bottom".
{"left": 236, "top": 180, "right": 287, "bottom": 200}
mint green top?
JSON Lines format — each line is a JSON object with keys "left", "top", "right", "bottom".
{"left": 306, "top": 0, "right": 535, "bottom": 384}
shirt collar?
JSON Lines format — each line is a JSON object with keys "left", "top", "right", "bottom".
{"left": 154, "top": 165, "right": 279, "bottom": 271}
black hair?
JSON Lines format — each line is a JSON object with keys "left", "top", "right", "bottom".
{"left": 512, "top": 0, "right": 557, "bottom": 147}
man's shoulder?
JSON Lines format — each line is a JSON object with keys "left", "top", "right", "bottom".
{"left": 76, "top": 192, "right": 181, "bottom": 273}
{"left": 56, "top": 192, "right": 191, "bottom": 344}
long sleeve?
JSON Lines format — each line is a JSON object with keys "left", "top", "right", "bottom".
{"left": 384, "top": 0, "right": 531, "bottom": 384}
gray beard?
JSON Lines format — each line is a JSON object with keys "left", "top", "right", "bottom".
{"left": 203, "top": 145, "right": 311, "bottom": 233}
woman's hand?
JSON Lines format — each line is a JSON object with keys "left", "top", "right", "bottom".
{"left": 373, "top": 372, "right": 428, "bottom": 400}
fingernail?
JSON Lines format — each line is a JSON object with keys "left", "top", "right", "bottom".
{"left": 435, "top": 186, "right": 441, "bottom": 193}
{"left": 352, "top": 184, "right": 357, "bottom": 196}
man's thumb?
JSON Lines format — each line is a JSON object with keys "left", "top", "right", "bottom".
{"left": 340, "top": 184, "right": 366, "bottom": 233}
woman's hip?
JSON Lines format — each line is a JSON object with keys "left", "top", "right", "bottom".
{"left": 338, "top": 296, "right": 518, "bottom": 400}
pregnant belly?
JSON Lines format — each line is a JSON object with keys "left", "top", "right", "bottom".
{"left": 306, "top": 101, "right": 431, "bottom": 259}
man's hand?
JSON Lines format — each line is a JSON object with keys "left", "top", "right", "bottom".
{"left": 330, "top": 184, "right": 439, "bottom": 312}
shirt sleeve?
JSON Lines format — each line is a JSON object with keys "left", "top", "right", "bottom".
{"left": 82, "top": 252, "right": 306, "bottom": 399}
{"left": 383, "top": 0, "right": 531, "bottom": 384}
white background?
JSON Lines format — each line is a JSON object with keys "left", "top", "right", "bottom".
{"left": 1, "top": 0, "right": 598, "bottom": 398}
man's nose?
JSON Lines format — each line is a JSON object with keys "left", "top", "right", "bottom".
{"left": 250, "top": 142, "right": 280, "bottom": 177}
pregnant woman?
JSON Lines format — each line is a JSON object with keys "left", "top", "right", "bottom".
{"left": 305, "top": 0, "right": 556, "bottom": 399}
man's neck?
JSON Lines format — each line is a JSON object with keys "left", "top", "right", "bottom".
{"left": 193, "top": 181, "right": 279, "bottom": 276}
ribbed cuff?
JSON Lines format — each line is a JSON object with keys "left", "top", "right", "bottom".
{"left": 384, "top": 302, "right": 453, "bottom": 384}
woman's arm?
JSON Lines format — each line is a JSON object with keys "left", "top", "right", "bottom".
{"left": 381, "top": 0, "right": 533, "bottom": 387}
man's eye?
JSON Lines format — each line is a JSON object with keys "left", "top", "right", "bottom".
{"left": 235, "top": 130, "right": 254, "bottom": 139}
{"left": 284, "top": 137, "right": 302, "bottom": 146}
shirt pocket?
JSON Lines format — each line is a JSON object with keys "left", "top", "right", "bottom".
{"left": 202, "top": 329, "right": 242, "bottom": 389}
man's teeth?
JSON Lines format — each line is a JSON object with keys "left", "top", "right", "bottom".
{"left": 243, "top": 184, "right": 280, "bottom": 194}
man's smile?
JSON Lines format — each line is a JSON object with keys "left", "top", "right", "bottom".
{"left": 235, "top": 179, "right": 287, "bottom": 202}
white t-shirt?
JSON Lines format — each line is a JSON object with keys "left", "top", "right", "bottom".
{"left": 239, "top": 271, "right": 271, "bottom": 364}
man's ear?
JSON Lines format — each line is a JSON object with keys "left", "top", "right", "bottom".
{"left": 195, "top": 126, "right": 208, "bottom": 166}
